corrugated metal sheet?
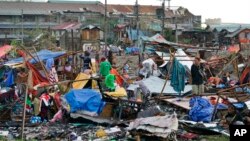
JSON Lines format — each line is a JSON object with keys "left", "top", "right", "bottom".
{"left": 0, "top": 2, "right": 105, "bottom": 15}
{"left": 52, "top": 22, "right": 81, "bottom": 30}
{"left": 127, "top": 76, "right": 192, "bottom": 96}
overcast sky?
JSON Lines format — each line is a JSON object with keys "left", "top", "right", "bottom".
{"left": 95, "top": 0, "right": 250, "bottom": 24}
{"left": 33, "top": 0, "right": 250, "bottom": 23}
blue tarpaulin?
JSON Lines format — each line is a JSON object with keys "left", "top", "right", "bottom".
{"left": 189, "top": 97, "right": 213, "bottom": 122}
{"left": 127, "top": 29, "right": 144, "bottom": 41}
{"left": 65, "top": 89, "right": 106, "bottom": 116}
{"left": 5, "top": 49, "right": 65, "bottom": 65}
{"left": 125, "top": 47, "right": 139, "bottom": 54}
{"left": 6, "top": 70, "right": 14, "bottom": 87}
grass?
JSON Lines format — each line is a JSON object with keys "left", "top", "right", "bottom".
{"left": 199, "top": 135, "right": 229, "bottom": 141}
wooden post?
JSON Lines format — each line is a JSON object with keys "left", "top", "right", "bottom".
{"left": 211, "top": 95, "right": 220, "bottom": 121}
{"left": 159, "top": 50, "right": 174, "bottom": 99}
{"left": 32, "top": 46, "right": 49, "bottom": 80}
{"left": 21, "top": 85, "right": 28, "bottom": 140}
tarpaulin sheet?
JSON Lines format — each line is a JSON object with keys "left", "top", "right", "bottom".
{"left": 5, "top": 70, "right": 14, "bottom": 87}
{"left": 189, "top": 97, "right": 213, "bottom": 123}
{"left": 0, "top": 45, "right": 12, "bottom": 58}
{"left": 72, "top": 73, "right": 90, "bottom": 89}
{"left": 65, "top": 89, "right": 105, "bottom": 116}
{"left": 5, "top": 49, "right": 65, "bottom": 65}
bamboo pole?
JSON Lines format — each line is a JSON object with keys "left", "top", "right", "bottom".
{"left": 158, "top": 50, "right": 174, "bottom": 99}
{"left": 217, "top": 54, "right": 239, "bottom": 76}
{"left": 32, "top": 46, "right": 49, "bottom": 80}
{"left": 211, "top": 96, "right": 220, "bottom": 121}
{"left": 21, "top": 85, "right": 28, "bottom": 141}
{"left": 37, "top": 77, "right": 100, "bottom": 88}
{"left": 218, "top": 82, "right": 250, "bottom": 93}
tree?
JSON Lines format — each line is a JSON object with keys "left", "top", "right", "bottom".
{"left": 164, "top": 28, "right": 175, "bottom": 42}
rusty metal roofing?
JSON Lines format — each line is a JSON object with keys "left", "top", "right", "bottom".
{"left": 51, "top": 22, "right": 81, "bottom": 30}
{"left": 0, "top": 2, "right": 105, "bottom": 15}
{"left": 108, "top": 4, "right": 159, "bottom": 15}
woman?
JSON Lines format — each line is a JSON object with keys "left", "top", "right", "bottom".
{"left": 64, "top": 62, "right": 73, "bottom": 80}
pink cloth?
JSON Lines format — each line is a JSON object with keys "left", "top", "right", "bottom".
{"left": 50, "top": 109, "right": 63, "bottom": 123}
{"left": 0, "top": 45, "right": 12, "bottom": 58}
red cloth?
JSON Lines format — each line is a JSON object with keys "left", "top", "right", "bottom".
{"left": 110, "top": 68, "right": 124, "bottom": 86}
{"left": 26, "top": 62, "right": 49, "bottom": 86}
{"left": 17, "top": 50, "right": 26, "bottom": 58}
{"left": 240, "top": 67, "right": 250, "bottom": 84}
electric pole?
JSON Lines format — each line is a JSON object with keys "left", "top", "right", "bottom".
{"left": 104, "top": 0, "right": 108, "bottom": 57}
{"left": 135, "top": 0, "right": 140, "bottom": 62}
{"left": 21, "top": 9, "right": 24, "bottom": 45}
{"left": 161, "top": 0, "right": 165, "bottom": 36}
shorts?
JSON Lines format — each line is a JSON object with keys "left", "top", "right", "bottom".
{"left": 192, "top": 84, "right": 204, "bottom": 95}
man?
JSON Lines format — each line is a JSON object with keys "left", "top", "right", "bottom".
{"left": 242, "top": 56, "right": 250, "bottom": 84}
{"left": 80, "top": 51, "right": 92, "bottom": 72}
{"left": 99, "top": 57, "right": 111, "bottom": 78}
{"left": 191, "top": 57, "right": 204, "bottom": 95}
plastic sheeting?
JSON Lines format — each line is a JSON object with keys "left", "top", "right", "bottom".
{"left": 5, "top": 70, "right": 14, "bottom": 87}
{"left": 65, "top": 89, "right": 105, "bottom": 116}
{"left": 5, "top": 49, "right": 65, "bottom": 66}
{"left": 189, "top": 97, "right": 213, "bottom": 122}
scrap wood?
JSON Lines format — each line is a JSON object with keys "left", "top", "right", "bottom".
{"left": 21, "top": 85, "right": 28, "bottom": 140}
{"left": 158, "top": 50, "right": 174, "bottom": 100}
{"left": 212, "top": 83, "right": 250, "bottom": 121}
{"left": 217, "top": 54, "right": 239, "bottom": 76}
{"left": 218, "top": 82, "right": 250, "bottom": 93}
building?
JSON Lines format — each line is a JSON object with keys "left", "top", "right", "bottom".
{"left": 225, "top": 28, "right": 250, "bottom": 51}
{"left": 210, "top": 24, "right": 250, "bottom": 46}
{"left": 108, "top": 5, "right": 202, "bottom": 31}
{"left": 0, "top": 1, "right": 202, "bottom": 47}
{"left": 0, "top": 1, "right": 104, "bottom": 45}
{"left": 205, "top": 18, "right": 222, "bottom": 25}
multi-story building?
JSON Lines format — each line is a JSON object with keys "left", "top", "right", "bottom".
{"left": 0, "top": 0, "right": 201, "bottom": 46}
{"left": 0, "top": 1, "right": 104, "bottom": 45}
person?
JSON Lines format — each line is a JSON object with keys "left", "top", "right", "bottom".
{"left": 64, "top": 62, "right": 73, "bottom": 80}
{"left": 118, "top": 45, "right": 122, "bottom": 56}
{"left": 142, "top": 57, "right": 157, "bottom": 75}
{"left": 80, "top": 51, "right": 92, "bottom": 72}
{"left": 222, "top": 72, "right": 231, "bottom": 87}
{"left": 99, "top": 57, "right": 111, "bottom": 78}
{"left": 191, "top": 57, "right": 204, "bottom": 95}
{"left": 16, "top": 68, "right": 28, "bottom": 83}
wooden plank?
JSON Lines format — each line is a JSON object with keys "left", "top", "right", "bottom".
{"left": 162, "top": 96, "right": 228, "bottom": 111}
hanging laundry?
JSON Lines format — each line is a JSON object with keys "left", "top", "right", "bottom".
{"left": 171, "top": 58, "right": 186, "bottom": 93}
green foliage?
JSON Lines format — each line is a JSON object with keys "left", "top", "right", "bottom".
{"left": 164, "top": 28, "right": 175, "bottom": 42}
{"left": 10, "top": 39, "right": 21, "bottom": 47}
